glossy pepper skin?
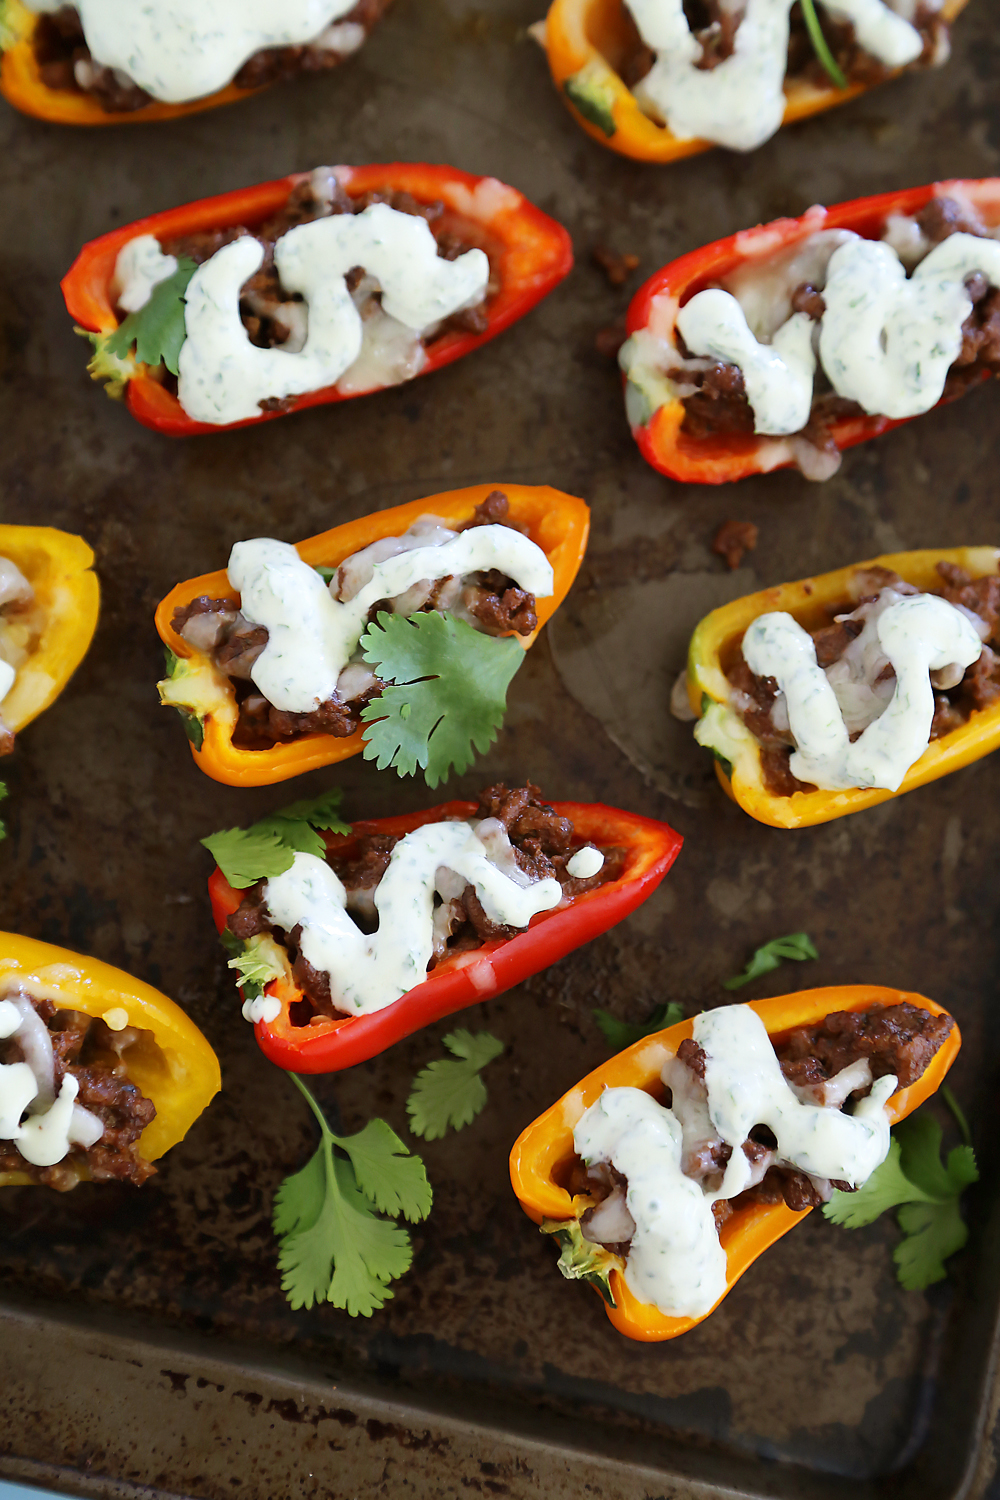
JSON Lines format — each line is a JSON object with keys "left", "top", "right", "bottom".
{"left": 61, "top": 162, "right": 574, "bottom": 436}
{"left": 0, "top": 525, "right": 99, "bottom": 738}
{"left": 510, "top": 986, "right": 960, "bottom": 1342}
{"left": 0, "top": 0, "right": 387, "bottom": 124}
{"left": 209, "top": 799, "right": 682, "bottom": 1072}
{"left": 541, "top": 0, "right": 967, "bottom": 163}
{"left": 0, "top": 932, "right": 221, "bottom": 1186}
{"left": 624, "top": 176, "right": 999, "bottom": 484}
{"left": 688, "top": 547, "right": 1000, "bottom": 829}
{"left": 155, "top": 483, "right": 590, "bottom": 788}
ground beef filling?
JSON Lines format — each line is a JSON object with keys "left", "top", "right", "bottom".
{"left": 673, "top": 198, "right": 1000, "bottom": 454}
{"left": 571, "top": 1001, "right": 953, "bottom": 1257}
{"left": 0, "top": 999, "right": 157, "bottom": 1191}
{"left": 728, "top": 562, "right": 1000, "bottom": 798}
{"left": 31, "top": 0, "right": 392, "bottom": 111}
{"left": 171, "top": 490, "right": 538, "bottom": 751}
{"left": 226, "top": 782, "right": 625, "bottom": 1022}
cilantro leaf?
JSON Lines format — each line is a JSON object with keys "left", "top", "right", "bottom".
{"left": 824, "top": 1104, "right": 978, "bottom": 1292}
{"left": 360, "top": 610, "right": 525, "bottom": 788}
{"left": 593, "top": 1001, "right": 684, "bottom": 1051}
{"left": 274, "top": 1075, "right": 430, "bottom": 1316}
{"left": 226, "top": 934, "right": 285, "bottom": 1001}
{"left": 723, "top": 932, "right": 818, "bottom": 991}
{"left": 406, "top": 1029, "right": 504, "bottom": 1140}
{"left": 105, "top": 258, "right": 196, "bottom": 376}
{"left": 202, "top": 788, "right": 350, "bottom": 887}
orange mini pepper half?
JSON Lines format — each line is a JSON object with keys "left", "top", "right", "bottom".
{"left": 510, "top": 986, "right": 960, "bottom": 1342}
{"left": 540, "top": 0, "right": 967, "bottom": 163}
{"left": 60, "top": 162, "right": 573, "bottom": 436}
{"left": 687, "top": 547, "right": 1000, "bottom": 829}
{"left": 0, "top": 0, "right": 386, "bottom": 124}
{"left": 0, "top": 931, "right": 221, "bottom": 1187}
{"left": 0, "top": 524, "right": 99, "bottom": 739}
{"left": 155, "top": 483, "right": 589, "bottom": 787}
{"left": 623, "top": 176, "right": 1000, "bottom": 484}
{"left": 208, "top": 798, "right": 682, "bottom": 1072}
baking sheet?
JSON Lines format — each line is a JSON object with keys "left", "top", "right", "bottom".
{"left": 2, "top": 0, "right": 1000, "bottom": 1495}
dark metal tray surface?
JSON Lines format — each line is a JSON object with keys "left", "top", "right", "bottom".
{"left": 1, "top": 0, "right": 1000, "bottom": 1495}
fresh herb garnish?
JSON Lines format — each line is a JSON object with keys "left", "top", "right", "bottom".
{"left": 314, "top": 566, "right": 337, "bottom": 583}
{"left": 824, "top": 1109, "right": 978, "bottom": 1290}
{"left": 593, "top": 1001, "right": 684, "bottom": 1051}
{"left": 406, "top": 1029, "right": 504, "bottom": 1140}
{"left": 226, "top": 933, "right": 286, "bottom": 1001}
{"left": 723, "top": 932, "right": 818, "bottom": 991}
{"left": 104, "top": 259, "right": 197, "bottom": 376}
{"left": 799, "top": 0, "right": 848, "bottom": 89}
{"left": 360, "top": 610, "right": 525, "bottom": 788}
{"left": 274, "top": 1075, "right": 432, "bottom": 1315}
{"left": 202, "top": 788, "right": 350, "bottom": 889}
{"left": 541, "top": 1217, "right": 621, "bottom": 1306}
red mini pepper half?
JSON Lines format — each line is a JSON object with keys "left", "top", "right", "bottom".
{"left": 208, "top": 799, "right": 682, "bottom": 1072}
{"left": 61, "top": 162, "right": 574, "bottom": 437}
{"left": 624, "top": 177, "right": 1000, "bottom": 485}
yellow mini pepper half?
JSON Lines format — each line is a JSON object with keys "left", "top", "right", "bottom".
{"left": 687, "top": 548, "right": 1000, "bottom": 830}
{"left": 0, "top": 525, "right": 99, "bottom": 737}
{"left": 0, "top": 932, "right": 221, "bottom": 1187}
{"left": 540, "top": 0, "right": 968, "bottom": 162}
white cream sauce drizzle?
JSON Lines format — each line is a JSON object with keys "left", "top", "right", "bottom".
{"left": 625, "top": 0, "right": 922, "bottom": 151}
{"left": 113, "top": 234, "right": 178, "bottom": 313}
{"left": 573, "top": 1003, "right": 896, "bottom": 1317}
{"left": 566, "top": 846, "right": 605, "bottom": 879}
{"left": 742, "top": 594, "right": 983, "bottom": 791}
{"left": 228, "top": 527, "right": 553, "bottom": 715}
{"left": 263, "top": 821, "right": 563, "bottom": 1017}
{"left": 0, "top": 555, "right": 34, "bottom": 709}
{"left": 677, "top": 229, "right": 1000, "bottom": 432}
{"left": 24, "top": 0, "right": 359, "bottom": 104}
{"left": 0, "top": 991, "right": 105, "bottom": 1169}
{"left": 176, "top": 205, "right": 489, "bottom": 425}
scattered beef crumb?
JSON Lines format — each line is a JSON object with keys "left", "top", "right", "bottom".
{"left": 711, "top": 519, "right": 758, "bottom": 571}
{"left": 592, "top": 245, "right": 640, "bottom": 287}
{"left": 595, "top": 315, "right": 629, "bottom": 360}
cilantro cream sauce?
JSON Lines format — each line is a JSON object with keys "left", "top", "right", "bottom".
{"left": 176, "top": 205, "right": 490, "bottom": 425}
{"left": 113, "top": 235, "right": 178, "bottom": 313}
{"left": 264, "top": 823, "right": 563, "bottom": 1016}
{"left": 573, "top": 1004, "right": 896, "bottom": 1318}
{"left": 742, "top": 594, "right": 983, "bottom": 791}
{"left": 24, "top": 0, "right": 359, "bottom": 103}
{"left": 626, "top": 0, "right": 922, "bottom": 151}
{"left": 0, "top": 991, "right": 105, "bottom": 1169}
{"left": 677, "top": 231, "right": 1000, "bottom": 432}
{"left": 228, "top": 527, "right": 553, "bottom": 715}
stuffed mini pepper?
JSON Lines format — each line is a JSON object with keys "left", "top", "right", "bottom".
{"left": 1, "top": 0, "right": 393, "bottom": 123}
{"left": 621, "top": 177, "right": 1000, "bottom": 483}
{"left": 0, "top": 933, "right": 220, "bottom": 1191}
{"left": 687, "top": 547, "right": 1000, "bottom": 828}
{"left": 0, "top": 525, "right": 99, "bottom": 759}
{"left": 511, "top": 987, "right": 959, "bottom": 1340}
{"left": 536, "top": 0, "right": 966, "bottom": 162}
{"left": 157, "top": 484, "right": 589, "bottom": 788}
{"left": 62, "top": 162, "right": 573, "bottom": 435}
{"left": 206, "top": 782, "right": 682, "bottom": 1071}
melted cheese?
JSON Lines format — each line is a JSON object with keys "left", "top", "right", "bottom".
{"left": 228, "top": 527, "right": 553, "bottom": 715}
{"left": 742, "top": 593, "right": 983, "bottom": 791}
{"left": 574, "top": 1003, "right": 896, "bottom": 1318}
{"left": 24, "top": 0, "right": 360, "bottom": 104}
{"left": 263, "top": 821, "right": 563, "bottom": 1016}
{"left": 177, "top": 205, "right": 489, "bottom": 425}
{"left": 626, "top": 0, "right": 922, "bottom": 151}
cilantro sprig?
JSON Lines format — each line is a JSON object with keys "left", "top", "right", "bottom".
{"left": 202, "top": 788, "right": 350, "bottom": 889}
{"left": 723, "top": 932, "right": 818, "bottom": 991}
{"left": 824, "top": 1108, "right": 978, "bottom": 1290}
{"left": 593, "top": 1001, "right": 684, "bottom": 1051}
{"left": 406, "top": 1029, "right": 504, "bottom": 1140}
{"left": 799, "top": 0, "right": 848, "bottom": 90}
{"left": 104, "top": 258, "right": 196, "bottom": 375}
{"left": 274, "top": 1075, "right": 432, "bottom": 1315}
{"left": 360, "top": 611, "right": 525, "bottom": 788}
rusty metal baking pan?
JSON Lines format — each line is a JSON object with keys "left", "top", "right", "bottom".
{"left": 2, "top": 0, "right": 1000, "bottom": 1494}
